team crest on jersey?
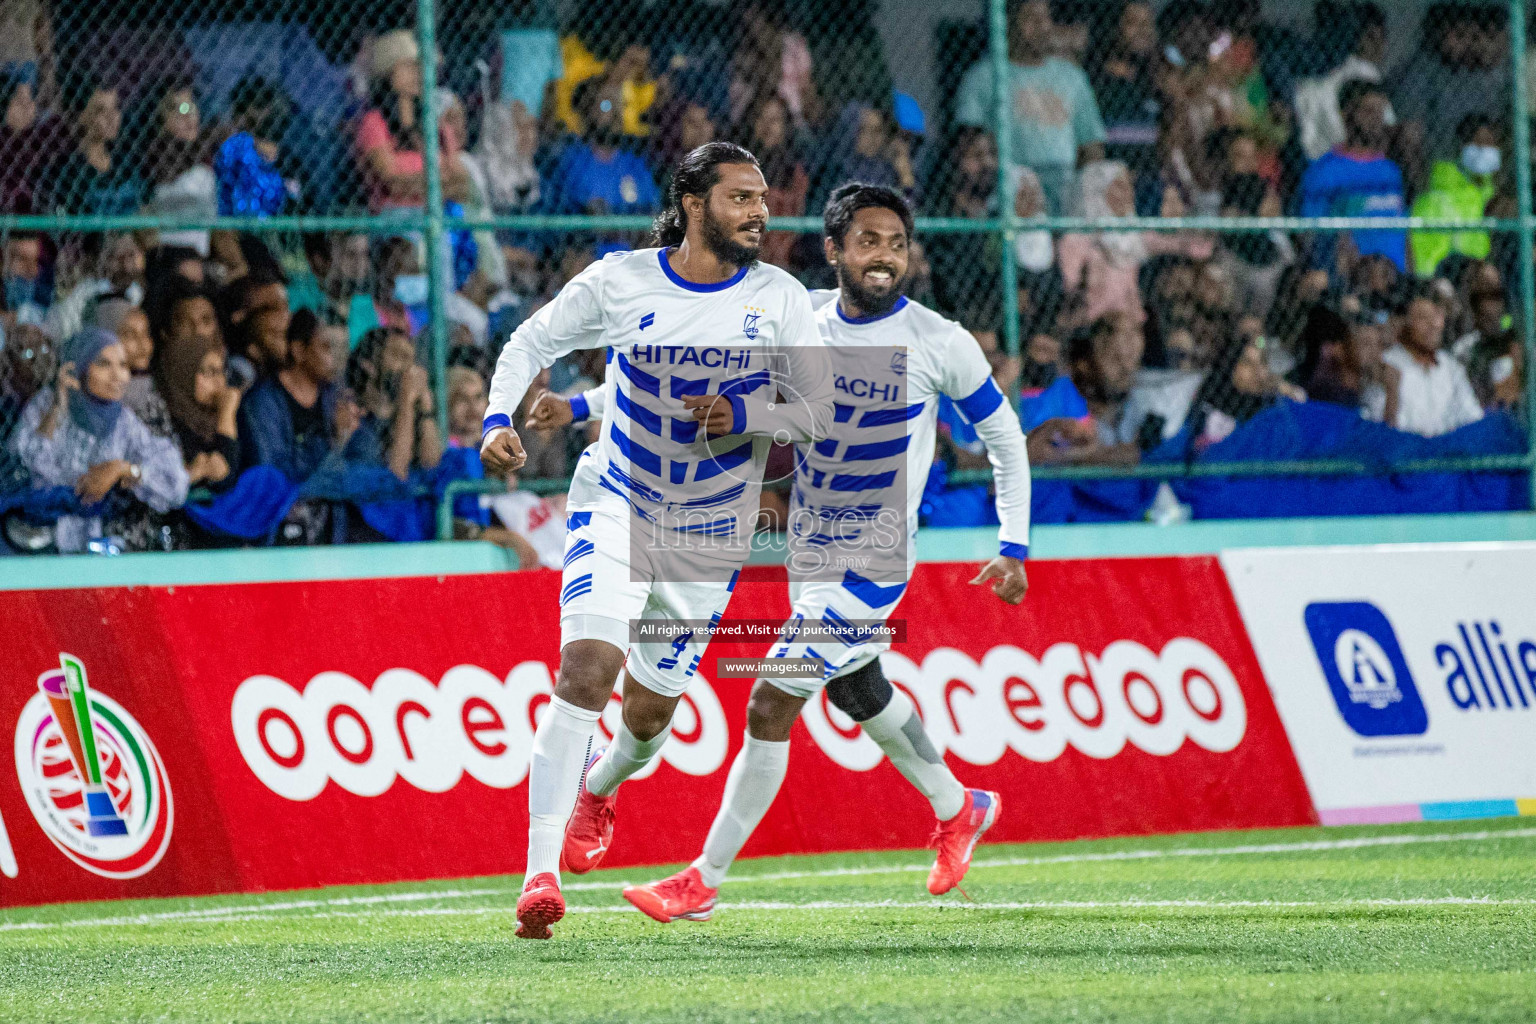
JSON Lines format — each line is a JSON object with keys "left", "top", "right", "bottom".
{"left": 889, "top": 351, "right": 907, "bottom": 376}
{"left": 743, "top": 305, "right": 765, "bottom": 340}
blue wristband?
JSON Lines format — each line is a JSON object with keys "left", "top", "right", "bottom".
{"left": 482, "top": 412, "right": 512, "bottom": 439}
{"left": 569, "top": 393, "right": 590, "bottom": 423}
{"left": 726, "top": 394, "right": 747, "bottom": 434}
{"left": 999, "top": 541, "right": 1029, "bottom": 561}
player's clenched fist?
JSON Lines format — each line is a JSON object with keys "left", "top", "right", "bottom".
{"left": 524, "top": 391, "right": 574, "bottom": 430}
{"left": 969, "top": 556, "right": 1028, "bottom": 606}
{"left": 680, "top": 393, "right": 739, "bottom": 436}
{"left": 481, "top": 427, "right": 528, "bottom": 474}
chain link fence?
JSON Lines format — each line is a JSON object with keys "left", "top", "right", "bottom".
{"left": 0, "top": 0, "right": 1532, "bottom": 553}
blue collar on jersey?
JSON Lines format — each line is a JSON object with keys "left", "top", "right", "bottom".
{"left": 836, "top": 294, "right": 909, "bottom": 324}
{"left": 658, "top": 248, "right": 749, "bottom": 292}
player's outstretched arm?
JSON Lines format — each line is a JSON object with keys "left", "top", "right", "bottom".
{"left": 735, "top": 290, "right": 837, "bottom": 443}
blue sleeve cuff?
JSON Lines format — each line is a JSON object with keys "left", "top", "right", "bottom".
{"left": 727, "top": 394, "right": 747, "bottom": 435}
{"left": 999, "top": 541, "right": 1029, "bottom": 561}
{"left": 569, "top": 393, "right": 590, "bottom": 423}
{"left": 482, "top": 412, "right": 512, "bottom": 439}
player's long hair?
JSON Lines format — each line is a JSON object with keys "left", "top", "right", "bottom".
{"left": 651, "top": 142, "right": 760, "bottom": 248}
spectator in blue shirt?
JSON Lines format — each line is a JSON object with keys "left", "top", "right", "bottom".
{"left": 1298, "top": 79, "right": 1407, "bottom": 278}
{"left": 548, "top": 75, "right": 660, "bottom": 219}
{"left": 213, "top": 78, "right": 292, "bottom": 219}
{"left": 237, "top": 308, "right": 357, "bottom": 482}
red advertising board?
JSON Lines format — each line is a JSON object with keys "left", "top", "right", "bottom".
{"left": 0, "top": 556, "right": 1314, "bottom": 908}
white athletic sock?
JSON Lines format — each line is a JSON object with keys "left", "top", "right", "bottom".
{"left": 693, "top": 732, "right": 790, "bottom": 888}
{"left": 860, "top": 689, "right": 967, "bottom": 821}
{"left": 584, "top": 717, "right": 669, "bottom": 797}
{"left": 525, "top": 695, "right": 601, "bottom": 884}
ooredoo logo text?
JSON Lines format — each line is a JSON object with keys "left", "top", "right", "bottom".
{"left": 232, "top": 638, "right": 1248, "bottom": 800}
{"left": 12, "top": 654, "right": 174, "bottom": 879}
{"left": 804, "top": 638, "right": 1249, "bottom": 771}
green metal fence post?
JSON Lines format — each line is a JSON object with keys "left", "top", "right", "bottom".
{"left": 988, "top": 0, "right": 1021, "bottom": 360}
{"left": 418, "top": 0, "right": 450, "bottom": 440}
{"left": 1512, "top": 0, "right": 1536, "bottom": 509}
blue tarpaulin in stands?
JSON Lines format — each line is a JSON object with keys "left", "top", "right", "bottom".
{"left": 921, "top": 401, "right": 1528, "bottom": 528}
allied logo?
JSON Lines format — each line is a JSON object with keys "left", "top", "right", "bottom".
{"left": 1304, "top": 602, "right": 1428, "bottom": 737}
{"left": 13, "top": 654, "right": 173, "bottom": 878}
{"left": 889, "top": 351, "right": 907, "bottom": 376}
{"left": 742, "top": 305, "right": 764, "bottom": 340}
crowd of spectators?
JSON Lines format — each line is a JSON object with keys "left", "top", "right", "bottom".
{"left": 0, "top": 0, "right": 1529, "bottom": 555}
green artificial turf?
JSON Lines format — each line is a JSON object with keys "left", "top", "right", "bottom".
{"left": 1, "top": 818, "right": 1533, "bottom": 1023}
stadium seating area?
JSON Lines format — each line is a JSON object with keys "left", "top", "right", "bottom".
{"left": 0, "top": 0, "right": 1530, "bottom": 553}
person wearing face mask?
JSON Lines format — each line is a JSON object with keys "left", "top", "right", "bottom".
{"left": 1410, "top": 115, "right": 1501, "bottom": 279}
{"left": 11, "top": 327, "right": 188, "bottom": 552}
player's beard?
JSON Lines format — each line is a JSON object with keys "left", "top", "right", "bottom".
{"left": 701, "top": 206, "right": 763, "bottom": 268}
{"left": 837, "top": 260, "right": 907, "bottom": 317}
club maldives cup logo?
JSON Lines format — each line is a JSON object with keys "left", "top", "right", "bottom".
{"left": 13, "top": 654, "right": 173, "bottom": 878}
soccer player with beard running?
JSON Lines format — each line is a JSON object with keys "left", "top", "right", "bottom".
{"left": 533, "top": 184, "right": 1031, "bottom": 922}
{"left": 481, "top": 142, "right": 833, "bottom": 940}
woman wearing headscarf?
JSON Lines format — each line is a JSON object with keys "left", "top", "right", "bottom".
{"left": 154, "top": 325, "right": 240, "bottom": 491}
{"left": 1057, "top": 159, "right": 1212, "bottom": 329}
{"left": 92, "top": 296, "right": 173, "bottom": 439}
{"left": 0, "top": 71, "right": 67, "bottom": 212}
{"left": 11, "top": 327, "right": 188, "bottom": 552}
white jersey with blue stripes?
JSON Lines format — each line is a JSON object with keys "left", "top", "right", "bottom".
{"left": 485, "top": 248, "right": 832, "bottom": 537}
{"left": 793, "top": 289, "right": 1031, "bottom": 563}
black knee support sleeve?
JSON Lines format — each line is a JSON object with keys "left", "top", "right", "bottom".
{"left": 825, "top": 658, "right": 894, "bottom": 722}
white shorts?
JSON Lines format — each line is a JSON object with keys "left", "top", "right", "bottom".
{"left": 763, "top": 570, "right": 909, "bottom": 700}
{"left": 558, "top": 506, "right": 743, "bottom": 698}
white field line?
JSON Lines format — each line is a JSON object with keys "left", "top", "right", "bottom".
{"left": 567, "top": 825, "right": 1536, "bottom": 892}
{"left": 0, "top": 888, "right": 505, "bottom": 932}
{"left": 4, "top": 896, "right": 1535, "bottom": 933}
{"left": 4, "top": 826, "right": 1534, "bottom": 934}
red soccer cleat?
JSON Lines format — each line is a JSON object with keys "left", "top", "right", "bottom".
{"left": 515, "top": 872, "right": 565, "bottom": 939}
{"left": 562, "top": 749, "right": 617, "bottom": 874}
{"left": 622, "top": 866, "right": 719, "bottom": 923}
{"left": 927, "top": 789, "right": 1001, "bottom": 895}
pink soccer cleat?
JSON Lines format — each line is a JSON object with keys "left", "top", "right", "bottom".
{"left": 515, "top": 872, "right": 565, "bottom": 939}
{"left": 622, "top": 866, "right": 719, "bottom": 923}
{"left": 562, "top": 748, "right": 617, "bottom": 874}
{"left": 927, "top": 789, "right": 1001, "bottom": 895}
